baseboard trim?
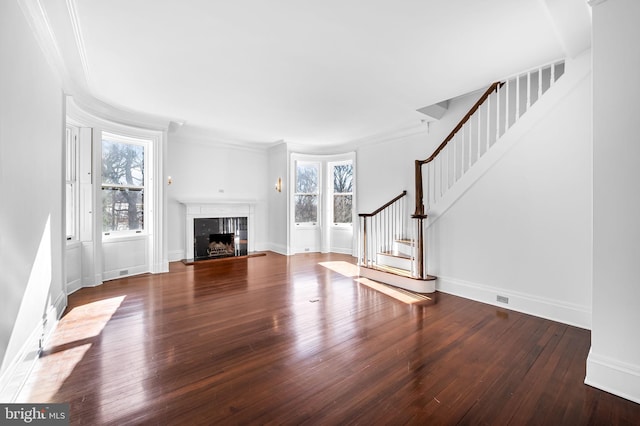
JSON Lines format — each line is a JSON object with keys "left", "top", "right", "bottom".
{"left": 266, "top": 243, "right": 290, "bottom": 256}
{"left": 0, "top": 291, "right": 66, "bottom": 402}
{"left": 66, "top": 278, "right": 82, "bottom": 295}
{"left": 168, "top": 250, "right": 184, "bottom": 262}
{"left": 585, "top": 349, "right": 640, "bottom": 404}
{"left": 436, "top": 275, "right": 591, "bottom": 329}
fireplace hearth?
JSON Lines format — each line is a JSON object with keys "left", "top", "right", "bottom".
{"left": 194, "top": 217, "right": 247, "bottom": 260}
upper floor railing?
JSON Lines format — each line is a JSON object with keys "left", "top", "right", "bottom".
{"left": 414, "top": 60, "right": 565, "bottom": 216}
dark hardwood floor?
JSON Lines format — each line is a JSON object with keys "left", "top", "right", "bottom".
{"left": 19, "top": 252, "right": 640, "bottom": 425}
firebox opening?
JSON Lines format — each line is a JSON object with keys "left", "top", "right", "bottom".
{"left": 207, "top": 233, "right": 235, "bottom": 258}
{"left": 193, "top": 217, "right": 248, "bottom": 261}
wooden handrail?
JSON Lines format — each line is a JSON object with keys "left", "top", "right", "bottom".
{"left": 359, "top": 191, "right": 407, "bottom": 217}
{"left": 413, "top": 81, "right": 502, "bottom": 217}
{"left": 418, "top": 81, "right": 502, "bottom": 166}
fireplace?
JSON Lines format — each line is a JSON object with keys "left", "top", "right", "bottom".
{"left": 193, "top": 217, "right": 248, "bottom": 260}
{"left": 180, "top": 200, "right": 255, "bottom": 262}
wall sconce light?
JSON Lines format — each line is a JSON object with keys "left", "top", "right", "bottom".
{"left": 275, "top": 177, "right": 282, "bottom": 192}
{"left": 167, "top": 176, "right": 173, "bottom": 185}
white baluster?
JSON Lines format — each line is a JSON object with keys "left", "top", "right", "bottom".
{"left": 486, "top": 93, "right": 491, "bottom": 149}
{"left": 477, "top": 103, "right": 482, "bottom": 161}
{"left": 505, "top": 78, "right": 510, "bottom": 130}
{"left": 527, "top": 71, "right": 531, "bottom": 110}
{"left": 515, "top": 75, "right": 520, "bottom": 121}
{"left": 452, "top": 128, "right": 457, "bottom": 183}
{"left": 538, "top": 67, "right": 543, "bottom": 100}
{"left": 440, "top": 149, "right": 444, "bottom": 198}
{"left": 425, "top": 163, "right": 430, "bottom": 212}
{"left": 495, "top": 84, "right": 501, "bottom": 141}
{"left": 550, "top": 63, "right": 556, "bottom": 87}
{"left": 463, "top": 122, "right": 468, "bottom": 173}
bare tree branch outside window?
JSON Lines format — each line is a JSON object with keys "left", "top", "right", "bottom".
{"left": 333, "top": 163, "right": 353, "bottom": 224}
{"left": 102, "top": 138, "right": 145, "bottom": 232}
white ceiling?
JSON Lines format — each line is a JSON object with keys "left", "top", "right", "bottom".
{"left": 41, "top": 0, "right": 591, "bottom": 147}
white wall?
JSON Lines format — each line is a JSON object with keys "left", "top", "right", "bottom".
{"left": 356, "top": 94, "right": 480, "bottom": 216}
{"left": 166, "top": 136, "right": 269, "bottom": 260}
{"left": 267, "top": 143, "right": 289, "bottom": 254}
{"left": 428, "top": 67, "right": 592, "bottom": 328}
{"left": 357, "top": 60, "right": 593, "bottom": 329}
{"left": 587, "top": 0, "right": 640, "bottom": 404}
{"left": 0, "top": 0, "right": 66, "bottom": 398}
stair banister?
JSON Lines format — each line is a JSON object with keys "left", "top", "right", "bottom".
{"left": 413, "top": 81, "right": 503, "bottom": 218}
{"left": 359, "top": 191, "right": 407, "bottom": 270}
{"left": 357, "top": 60, "right": 565, "bottom": 291}
{"left": 359, "top": 190, "right": 407, "bottom": 218}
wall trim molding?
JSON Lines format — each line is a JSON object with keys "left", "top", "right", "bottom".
{"left": 586, "top": 349, "right": 640, "bottom": 404}
{"left": 436, "top": 275, "right": 591, "bottom": 330}
{"left": 0, "top": 292, "right": 66, "bottom": 402}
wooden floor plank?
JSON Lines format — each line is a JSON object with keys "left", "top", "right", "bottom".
{"left": 17, "top": 252, "right": 640, "bottom": 424}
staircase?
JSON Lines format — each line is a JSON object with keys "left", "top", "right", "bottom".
{"left": 358, "top": 59, "right": 566, "bottom": 293}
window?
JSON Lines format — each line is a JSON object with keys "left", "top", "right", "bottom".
{"left": 65, "top": 126, "right": 78, "bottom": 240}
{"left": 331, "top": 161, "right": 353, "bottom": 225}
{"left": 294, "top": 161, "right": 320, "bottom": 224}
{"left": 101, "top": 133, "right": 147, "bottom": 234}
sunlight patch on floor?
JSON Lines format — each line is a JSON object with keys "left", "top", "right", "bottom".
{"left": 356, "top": 278, "right": 431, "bottom": 305}
{"left": 55, "top": 295, "right": 126, "bottom": 344}
{"left": 318, "top": 261, "right": 359, "bottom": 277}
{"left": 318, "top": 261, "right": 430, "bottom": 305}
{"left": 17, "top": 295, "right": 126, "bottom": 402}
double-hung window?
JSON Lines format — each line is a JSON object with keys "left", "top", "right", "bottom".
{"left": 294, "top": 161, "right": 320, "bottom": 225}
{"left": 331, "top": 161, "right": 353, "bottom": 225}
{"left": 101, "top": 133, "right": 147, "bottom": 235}
{"left": 65, "top": 126, "right": 79, "bottom": 240}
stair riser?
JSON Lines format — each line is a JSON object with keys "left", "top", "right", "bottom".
{"left": 377, "top": 253, "right": 412, "bottom": 271}
{"left": 394, "top": 241, "right": 413, "bottom": 257}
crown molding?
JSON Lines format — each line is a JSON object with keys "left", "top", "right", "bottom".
{"left": 17, "top": 0, "right": 75, "bottom": 91}
{"left": 19, "top": 0, "right": 175, "bottom": 132}
{"left": 169, "top": 125, "right": 275, "bottom": 152}
{"left": 65, "top": 0, "right": 91, "bottom": 83}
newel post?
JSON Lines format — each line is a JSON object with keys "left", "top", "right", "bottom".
{"left": 413, "top": 159, "right": 425, "bottom": 217}
{"left": 412, "top": 159, "right": 427, "bottom": 279}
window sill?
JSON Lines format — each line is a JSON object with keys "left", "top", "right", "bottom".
{"left": 102, "top": 233, "right": 148, "bottom": 242}
{"left": 66, "top": 239, "right": 81, "bottom": 249}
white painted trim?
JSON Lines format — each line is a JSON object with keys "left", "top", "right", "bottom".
{"left": 67, "top": 97, "right": 169, "bottom": 281}
{"left": 168, "top": 250, "right": 184, "bottom": 262}
{"left": 267, "top": 243, "right": 291, "bottom": 256}
{"left": 64, "top": 0, "right": 90, "bottom": 82}
{"left": 585, "top": 349, "right": 640, "bottom": 404}
{"left": 0, "top": 293, "right": 66, "bottom": 403}
{"left": 426, "top": 52, "right": 592, "bottom": 228}
{"left": 16, "top": 0, "right": 74, "bottom": 91}
{"left": 330, "top": 247, "right": 355, "bottom": 256}
{"left": 436, "top": 275, "right": 591, "bottom": 329}
{"left": 180, "top": 201, "right": 256, "bottom": 260}
{"left": 359, "top": 267, "right": 436, "bottom": 293}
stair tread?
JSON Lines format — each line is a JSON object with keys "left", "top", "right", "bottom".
{"left": 366, "top": 264, "right": 437, "bottom": 281}
{"left": 378, "top": 251, "right": 412, "bottom": 260}
{"left": 395, "top": 239, "right": 415, "bottom": 245}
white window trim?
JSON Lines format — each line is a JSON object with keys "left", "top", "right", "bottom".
{"left": 328, "top": 159, "right": 354, "bottom": 228}
{"left": 101, "top": 131, "right": 150, "bottom": 238}
{"left": 294, "top": 160, "right": 321, "bottom": 228}
{"left": 65, "top": 125, "right": 80, "bottom": 241}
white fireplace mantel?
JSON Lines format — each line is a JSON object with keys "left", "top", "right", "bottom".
{"left": 179, "top": 199, "right": 256, "bottom": 260}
